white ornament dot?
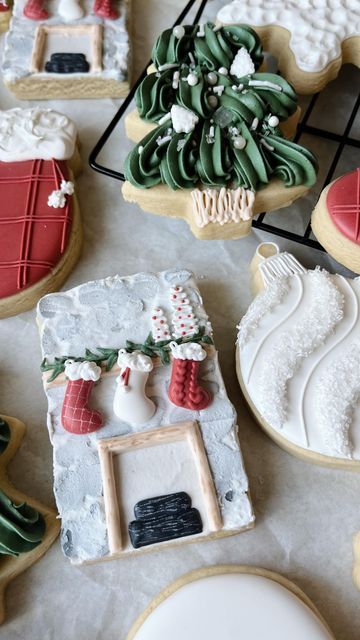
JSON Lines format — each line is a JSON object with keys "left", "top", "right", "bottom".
{"left": 173, "top": 25, "right": 185, "bottom": 39}
{"left": 187, "top": 73, "right": 198, "bottom": 86}
{"left": 207, "top": 72, "right": 218, "bottom": 85}
{"left": 268, "top": 115, "right": 280, "bottom": 127}
{"left": 234, "top": 136, "right": 246, "bottom": 150}
{"left": 208, "top": 95, "right": 218, "bottom": 108}
{"left": 218, "top": 66, "right": 228, "bottom": 75}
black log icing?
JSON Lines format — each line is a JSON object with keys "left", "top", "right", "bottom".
{"left": 134, "top": 492, "right": 191, "bottom": 519}
{"left": 45, "top": 53, "right": 90, "bottom": 74}
{"left": 129, "top": 492, "right": 202, "bottom": 549}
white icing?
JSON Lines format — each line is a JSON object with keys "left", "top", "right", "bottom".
{"left": 0, "top": 108, "right": 76, "bottom": 162}
{"left": 259, "top": 252, "right": 306, "bottom": 286}
{"left": 170, "top": 104, "right": 199, "bottom": 134}
{"left": 217, "top": 0, "right": 360, "bottom": 72}
{"left": 238, "top": 265, "right": 360, "bottom": 460}
{"left": 170, "top": 286, "right": 199, "bottom": 338}
{"left": 48, "top": 190, "right": 66, "bottom": 208}
{"left": 169, "top": 341, "right": 206, "bottom": 361}
{"left": 131, "top": 573, "right": 333, "bottom": 640}
{"left": 192, "top": 187, "right": 255, "bottom": 228}
{"left": 117, "top": 349, "right": 153, "bottom": 373}
{"left": 230, "top": 47, "right": 255, "bottom": 77}
{"left": 60, "top": 180, "right": 74, "bottom": 195}
{"left": 58, "top": 0, "right": 84, "bottom": 21}
{"left": 64, "top": 359, "right": 101, "bottom": 381}
{"left": 315, "top": 342, "right": 360, "bottom": 458}
{"left": 151, "top": 307, "right": 171, "bottom": 343}
{"left": 257, "top": 269, "right": 344, "bottom": 435}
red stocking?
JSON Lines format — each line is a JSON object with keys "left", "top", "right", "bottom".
{"left": 93, "top": 0, "right": 118, "bottom": 19}
{"left": 168, "top": 357, "right": 212, "bottom": 411}
{"left": 61, "top": 360, "right": 103, "bottom": 435}
{"left": 0, "top": 1, "right": 9, "bottom": 13}
{"left": 23, "top": 0, "right": 48, "bottom": 19}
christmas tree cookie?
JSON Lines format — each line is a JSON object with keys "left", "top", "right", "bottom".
{"left": 236, "top": 243, "right": 360, "bottom": 469}
{"left": 122, "top": 22, "right": 318, "bottom": 240}
{"left": 0, "top": 415, "right": 59, "bottom": 623}
{"left": 0, "top": 107, "right": 82, "bottom": 319}
{"left": 37, "top": 269, "right": 254, "bottom": 564}
{"left": 2, "top": 0, "right": 131, "bottom": 99}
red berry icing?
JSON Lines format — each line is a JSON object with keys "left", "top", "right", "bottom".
{"left": 0, "top": 159, "right": 73, "bottom": 300}
{"left": 326, "top": 168, "right": 360, "bottom": 244}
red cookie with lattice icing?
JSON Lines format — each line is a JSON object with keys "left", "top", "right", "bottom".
{"left": 312, "top": 168, "right": 360, "bottom": 274}
{"left": 0, "top": 108, "right": 82, "bottom": 318}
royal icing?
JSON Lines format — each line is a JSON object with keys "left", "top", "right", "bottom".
{"left": 326, "top": 168, "right": 360, "bottom": 244}
{"left": 217, "top": 0, "right": 360, "bottom": 73}
{"left": 238, "top": 255, "right": 360, "bottom": 460}
{"left": 38, "top": 270, "right": 254, "bottom": 563}
{"left": 0, "top": 108, "right": 77, "bottom": 162}
{"left": 191, "top": 187, "right": 255, "bottom": 227}
{"left": 129, "top": 573, "right": 333, "bottom": 640}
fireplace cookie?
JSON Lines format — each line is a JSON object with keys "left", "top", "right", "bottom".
{"left": 311, "top": 168, "right": 360, "bottom": 274}
{"left": 0, "top": 107, "right": 82, "bottom": 319}
{"left": 236, "top": 244, "right": 360, "bottom": 469}
{"left": 2, "top": 0, "right": 131, "bottom": 99}
{"left": 37, "top": 269, "right": 254, "bottom": 564}
{"left": 0, "top": 415, "right": 59, "bottom": 623}
{"left": 122, "top": 22, "right": 318, "bottom": 241}
{"left": 217, "top": 1, "right": 360, "bottom": 94}
{"left": 126, "top": 565, "right": 334, "bottom": 640}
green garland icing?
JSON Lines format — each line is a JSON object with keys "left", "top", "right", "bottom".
{"left": 41, "top": 326, "right": 213, "bottom": 382}
{"left": 126, "top": 22, "right": 318, "bottom": 192}
{"left": 0, "top": 490, "right": 45, "bottom": 557}
{"left": 0, "top": 418, "right": 10, "bottom": 455}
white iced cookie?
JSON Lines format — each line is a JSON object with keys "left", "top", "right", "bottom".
{"left": 236, "top": 246, "right": 360, "bottom": 469}
{"left": 127, "top": 566, "right": 334, "bottom": 640}
{"left": 217, "top": 0, "right": 360, "bottom": 94}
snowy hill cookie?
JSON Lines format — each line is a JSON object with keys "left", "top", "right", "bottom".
{"left": 236, "top": 245, "right": 360, "bottom": 469}
{"left": 0, "top": 107, "right": 82, "bottom": 318}
{"left": 0, "top": 415, "right": 59, "bottom": 623}
{"left": 126, "top": 565, "right": 334, "bottom": 640}
{"left": 312, "top": 168, "right": 360, "bottom": 274}
{"left": 2, "top": 0, "right": 131, "bottom": 99}
{"left": 122, "top": 22, "right": 318, "bottom": 241}
{"left": 37, "top": 269, "right": 254, "bottom": 564}
{"left": 217, "top": 1, "right": 360, "bottom": 94}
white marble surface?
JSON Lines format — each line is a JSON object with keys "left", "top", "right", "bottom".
{"left": 0, "top": 1, "right": 359, "bottom": 638}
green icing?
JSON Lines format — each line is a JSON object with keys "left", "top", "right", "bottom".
{"left": 0, "top": 418, "right": 10, "bottom": 455}
{"left": 0, "top": 489, "right": 45, "bottom": 556}
{"left": 127, "top": 22, "right": 318, "bottom": 192}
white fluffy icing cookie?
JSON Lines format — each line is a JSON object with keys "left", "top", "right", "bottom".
{"left": 312, "top": 168, "right": 360, "bottom": 274}
{"left": 126, "top": 565, "right": 334, "bottom": 640}
{"left": 217, "top": 1, "right": 360, "bottom": 94}
{"left": 236, "top": 244, "right": 360, "bottom": 469}
{"left": 2, "top": 0, "right": 131, "bottom": 99}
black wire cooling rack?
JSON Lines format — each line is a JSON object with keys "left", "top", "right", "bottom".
{"left": 89, "top": 0, "right": 360, "bottom": 252}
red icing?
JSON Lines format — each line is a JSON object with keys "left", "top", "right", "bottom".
{"left": 0, "top": 1, "right": 9, "bottom": 12}
{"left": 61, "top": 379, "right": 103, "bottom": 435}
{"left": 168, "top": 358, "right": 212, "bottom": 411}
{"left": 23, "top": 0, "right": 48, "bottom": 19}
{"left": 0, "top": 159, "right": 73, "bottom": 300}
{"left": 93, "top": 0, "right": 118, "bottom": 19}
{"left": 327, "top": 168, "right": 360, "bottom": 244}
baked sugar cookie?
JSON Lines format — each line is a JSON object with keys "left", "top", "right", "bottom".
{"left": 312, "top": 168, "right": 360, "bottom": 274}
{"left": 0, "top": 107, "right": 82, "bottom": 319}
{"left": 217, "top": 1, "right": 360, "bottom": 94}
{"left": 37, "top": 269, "right": 254, "bottom": 564}
{"left": 126, "top": 565, "right": 334, "bottom": 640}
{"left": 0, "top": 415, "right": 59, "bottom": 623}
{"left": 123, "top": 22, "right": 318, "bottom": 241}
{"left": 353, "top": 531, "right": 360, "bottom": 590}
{"left": 0, "top": 0, "right": 11, "bottom": 32}
{"left": 236, "top": 244, "right": 360, "bottom": 469}
{"left": 2, "top": 0, "right": 131, "bottom": 99}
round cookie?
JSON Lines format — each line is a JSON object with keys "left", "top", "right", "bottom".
{"left": 311, "top": 168, "right": 360, "bottom": 274}
{"left": 236, "top": 246, "right": 360, "bottom": 469}
{"left": 217, "top": 1, "right": 360, "bottom": 94}
{"left": 0, "top": 107, "right": 83, "bottom": 319}
{"left": 126, "top": 565, "right": 334, "bottom": 640}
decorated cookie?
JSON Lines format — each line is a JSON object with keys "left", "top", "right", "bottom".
{"left": 2, "top": 0, "right": 131, "bottom": 99}
{"left": 126, "top": 565, "right": 334, "bottom": 639}
{"left": 0, "top": 107, "right": 82, "bottom": 319}
{"left": 217, "top": 1, "right": 360, "bottom": 94}
{"left": 236, "top": 244, "right": 360, "bottom": 469}
{"left": 0, "top": 415, "right": 59, "bottom": 623}
{"left": 353, "top": 531, "right": 360, "bottom": 590}
{"left": 37, "top": 269, "right": 254, "bottom": 564}
{"left": 311, "top": 168, "right": 360, "bottom": 274}
{"left": 0, "top": 0, "right": 11, "bottom": 32}
{"left": 122, "top": 22, "right": 318, "bottom": 241}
